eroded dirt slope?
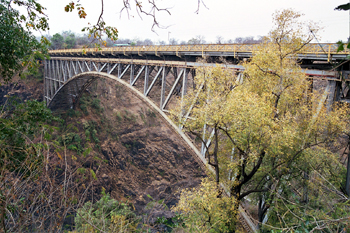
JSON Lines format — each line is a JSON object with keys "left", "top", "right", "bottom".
{"left": 55, "top": 78, "right": 206, "bottom": 213}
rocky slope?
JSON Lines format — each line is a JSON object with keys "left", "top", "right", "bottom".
{"left": 1, "top": 72, "right": 206, "bottom": 217}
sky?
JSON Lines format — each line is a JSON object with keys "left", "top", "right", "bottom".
{"left": 38, "top": 0, "right": 350, "bottom": 43}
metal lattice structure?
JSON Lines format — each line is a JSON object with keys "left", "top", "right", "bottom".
{"left": 44, "top": 58, "right": 197, "bottom": 110}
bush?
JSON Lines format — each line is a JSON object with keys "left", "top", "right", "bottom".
{"left": 91, "top": 98, "right": 103, "bottom": 112}
{"left": 74, "top": 191, "right": 137, "bottom": 232}
{"left": 172, "top": 178, "right": 238, "bottom": 232}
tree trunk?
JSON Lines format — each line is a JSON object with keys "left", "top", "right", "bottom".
{"left": 0, "top": 198, "right": 6, "bottom": 233}
{"left": 345, "top": 151, "right": 350, "bottom": 196}
{"left": 257, "top": 193, "right": 271, "bottom": 230}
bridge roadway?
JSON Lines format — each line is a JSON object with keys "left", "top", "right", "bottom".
{"left": 49, "top": 43, "right": 350, "bottom": 67}
{"left": 45, "top": 45, "right": 350, "bottom": 233}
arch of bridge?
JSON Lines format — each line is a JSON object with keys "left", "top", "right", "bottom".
{"left": 48, "top": 71, "right": 206, "bottom": 167}
{"left": 46, "top": 70, "right": 259, "bottom": 232}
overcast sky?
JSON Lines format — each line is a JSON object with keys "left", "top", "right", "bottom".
{"left": 39, "top": 0, "right": 350, "bottom": 43}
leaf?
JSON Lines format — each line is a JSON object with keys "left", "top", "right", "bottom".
{"left": 337, "top": 42, "right": 344, "bottom": 52}
{"left": 57, "top": 151, "right": 63, "bottom": 160}
{"left": 90, "top": 169, "right": 97, "bottom": 180}
{"left": 335, "top": 3, "right": 350, "bottom": 11}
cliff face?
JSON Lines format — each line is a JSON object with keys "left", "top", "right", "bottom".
{"left": 73, "top": 78, "right": 205, "bottom": 212}
{"left": 0, "top": 73, "right": 205, "bottom": 214}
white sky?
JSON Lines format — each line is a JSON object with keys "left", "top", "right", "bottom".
{"left": 38, "top": 0, "right": 350, "bottom": 43}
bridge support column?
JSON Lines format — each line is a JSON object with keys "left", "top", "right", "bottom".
{"left": 144, "top": 65, "right": 150, "bottom": 95}
{"left": 326, "top": 80, "right": 342, "bottom": 112}
{"left": 130, "top": 64, "right": 134, "bottom": 84}
{"left": 160, "top": 66, "right": 167, "bottom": 110}
{"left": 118, "top": 63, "right": 122, "bottom": 78}
{"left": 47, "top": 60, "right": 52, "bottom": 101}
{"left": 201, "top": 124, "right": 207, "bottom": 156}
{"left": 107, "top": 63, "right": 111, "bottom": 74}
{"left": 44, "top": 60, "right": 47, "bottom": 103}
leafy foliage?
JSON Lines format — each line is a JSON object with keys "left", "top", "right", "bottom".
{"left": 0, "top": 1, "right": 49, "bottom": 82}
{"left": 0, "top": 99, "right": 60, "bottom": 170}
{"left": 74, "top": 190, "right": 137, "bottom": 232}
{"left": 173, "top": 9, "right": 350, "bottom": 231}
{"left": 335, "top": 3, "right": 350, "bottom": 11}
{"left": 173, "top": 178, "right": 237, "bottom": 232}
{"left": 51, "top": 33, "right": 64, "bottom": 49}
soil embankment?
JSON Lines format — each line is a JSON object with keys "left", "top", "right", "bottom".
{"left": 0, "top": 73, "right": 206, "bottom": 215}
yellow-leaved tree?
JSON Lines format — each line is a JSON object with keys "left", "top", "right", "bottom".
{"left": 172, "top": 9, "right": 350, "bottom": 232}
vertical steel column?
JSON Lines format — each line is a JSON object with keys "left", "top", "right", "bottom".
{"left": 160, "top": 66, "right": 167, "bottom": 110}
{"left": 61, "top": 60, "right": 66, "bottom": 83}
{"left": 180, "top": 68, "right": 189, "bottom": 118}
{"left": 181, "top": 68, "right": 188, "bottom": 99}
{"left": 57, "top": 59, "right": 60, "bottom": 89}
{"left": 130, "top": 64, "right": 134, "bottom": 84}
{"left": 107, "top": 63, "right": 111, "bottom": 74}
{"left": 68, "top": 60, "right": 72, "bottom": 78}
{"left": 75, "top": 60, "right": 79, "bottom": 74}
{"left": 48, "top": 59, "right": 53, "bottom": 100}
{"left": 51, "top": 60, "right": 59, "bottom": 95}
{"left": 43, "top": 59, "right": 47, "bottom": 104}
{"left": 144, "top": 65, "right": 149, "bottom": 95}
{"left": 201, "top": 124, "right": 207, "bottom": 156}
{"left": 118, "top": 63, "right": 121, "bottom": 78}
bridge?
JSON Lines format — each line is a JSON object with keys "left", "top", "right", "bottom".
{"left": 49, "top": 43, "right": 350, "bottom": 66}
{"left": 45, "top": 43, "right": 350, "bottom": 232}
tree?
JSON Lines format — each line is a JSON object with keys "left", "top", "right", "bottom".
{"left": 216, "top": 36, "right": 224, "bottom": 44}
{"left": 51, "top": 33, "right": 64, "bottom": 49}
{"left": 234, "top": 36, "right": 263, "bottom": 44}
{"left": 64, "top": 33, "right": 77, "bottom": 49}
{"left": 173, "top": 9, "right": 350, "bottom": 231}
{"left": 0, "top": 1, "right": 48, "bottom": 82}
{"left": 169, "top": 38, "right": 179, "bottom": 45}
{"left": 188, "top": 35, "right": 206, "bottom": 44}
{"left": 63, "top": 0, "right": 205, "bottom": 47}
{"left": 143, "top": 38, "right": 154, "bottom": 46}
{"left": 173, "top": 178, "right": 237, "bottom": 232}
{"left": 335, "top": 3, "right": 350, "bottom": 50}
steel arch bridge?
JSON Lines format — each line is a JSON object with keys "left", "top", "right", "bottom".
{"left": 44, "top": 44, "right": 349, "bottom": 232}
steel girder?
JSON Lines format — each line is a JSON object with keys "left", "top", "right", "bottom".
{"left": 44, "top": 59, "right": 191, "bottom": 113}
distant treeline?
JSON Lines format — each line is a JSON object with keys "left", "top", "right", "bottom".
{"left": 45, "top": 31, "right": 263, "bottom": 50}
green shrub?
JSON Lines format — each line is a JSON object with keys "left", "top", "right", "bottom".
{"left": 79, "top": 104, "right": 88, "bottom": 115}
{"left": 91, "top": 98, "right": 103, "bottom": 112}
{"left": 83, "top": 121, "right": 100, "bottom": 143}
{"left": 115, "top": 112, "right": 122, "bottom": 123}
{"left": 59, "top": 133, "right": 83, "bottom": 154}
{"left": 77, "top": 167, "right": 86, "bottom": 175}
{"left": 74, "top": 191, "right": 137, "bottom": 232}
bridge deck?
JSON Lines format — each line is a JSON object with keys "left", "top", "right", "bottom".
{"left": 50, "top": 56, "right": 340, "bottom": 80}
{"left": 49, "top": 43, "right": 350, "bottom": 62}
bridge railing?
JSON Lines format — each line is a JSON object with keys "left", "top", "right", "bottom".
{"left": 48, "top": 43, "right": 349, "bottom": 56}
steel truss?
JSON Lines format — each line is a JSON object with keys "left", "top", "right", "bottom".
{"left": 44, "top": 58, "right": 193, "bottom": 111}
